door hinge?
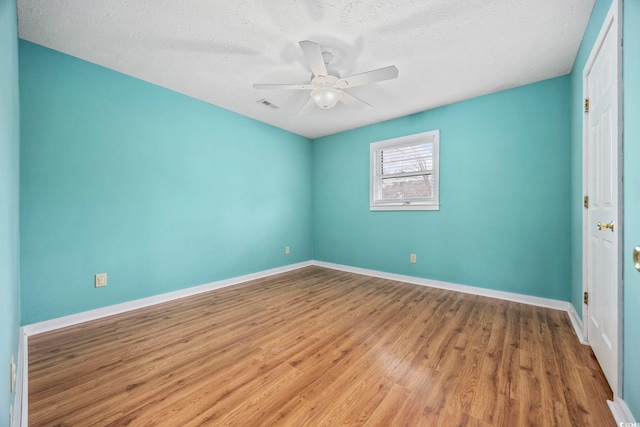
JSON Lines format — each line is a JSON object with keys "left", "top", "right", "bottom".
{"left": 584, "top": 291, "right": 589, "bottom": 305}
{"left": 584, "top": 195, "right": 589, "bottom": 209}
{"left": 584, "top": 98, "right": 590, "bottom": 113}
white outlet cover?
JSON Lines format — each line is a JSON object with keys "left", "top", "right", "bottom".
{"left": 95, "top": 273, "right": 107, "bottom": 287}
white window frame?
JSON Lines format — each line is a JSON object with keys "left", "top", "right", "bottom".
{"left": 369, "top": 130, "right": 440, "bottom": 211}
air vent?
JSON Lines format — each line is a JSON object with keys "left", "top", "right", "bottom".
{"left": 257, "top": 99, "right": 279, "bottom": 110}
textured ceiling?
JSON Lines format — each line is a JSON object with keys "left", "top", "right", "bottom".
{"left": 17, "top": 0, "right": 595, "bottom": 139}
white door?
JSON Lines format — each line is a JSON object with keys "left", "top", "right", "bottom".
{"left": 585, "top": 11, "right": 620, "bottom": 394}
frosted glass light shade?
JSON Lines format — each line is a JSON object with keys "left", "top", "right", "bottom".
{"left": 311, "top": 86, "right": 342, "bottom": 109}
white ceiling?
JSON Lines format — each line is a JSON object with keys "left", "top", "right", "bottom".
{"left": 17, "top": 0, "right": 595, "bottom": 139}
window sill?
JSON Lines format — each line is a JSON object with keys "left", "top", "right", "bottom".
{"left": 370, "top": 204, "right": 440, "bottom": 211}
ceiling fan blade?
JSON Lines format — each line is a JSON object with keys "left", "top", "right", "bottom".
{"left": 339, "top": 91, "right": 372, "bottom": 110}
{"left": 253, "top": 84, "right": 315, "bottom": 90}
{"left": 336, "top": 65, "right": 399, "bottom": 89}
{"left": 299, "top": 40, "right": 328, "bottom": 78}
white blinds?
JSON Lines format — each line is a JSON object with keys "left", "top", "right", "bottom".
{"left": 380, "top": 142, "right": 433, "bottom": 176}
{"left": 379, "top": 141, "right": 434, "bottom": 200}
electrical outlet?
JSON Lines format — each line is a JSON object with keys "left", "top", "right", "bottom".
{"left": 95, "top": 273, "right": 107, "bottom": 288}
{"left": 285, "top": 246, "right": 290, "bottom": 255}
{"left": 410, "top": 254, "right": 417, "bottom": 263}
{"left": 10, "top": 356, "right": 15, "bottom": 393}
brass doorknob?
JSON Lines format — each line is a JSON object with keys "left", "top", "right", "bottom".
{"left": 597, "top": 221, "right": 615, "bottom": 232}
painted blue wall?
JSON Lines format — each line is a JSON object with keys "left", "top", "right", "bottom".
{"left": 19, "top": 41, "right": 313, "bottom": 324}
{"left": 313, "top": 77, "right": 571, "bottom": 300}
{"left": 0, "top": 0, "right": 21, "bottom": 422}
{"left": 623, "top": 0, "right": 640, "bottom": 418}
{"left": 569, "top": 0, "right": 613, "bottom": 320}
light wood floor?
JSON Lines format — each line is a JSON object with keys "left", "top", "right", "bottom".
{"left": 29, "top": 266, "right": 614, "bottom": 426}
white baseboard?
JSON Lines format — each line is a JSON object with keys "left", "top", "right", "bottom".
{"left": 12, "top": 328, "right": 27, "bottom": 427}
{"left": 23, "top": 261, "right": 312, "bottom": 336}
{"left": 608, "top": 396, "right": 637, "bottom": 424}
{"left": 23, "top": 260, "right": 580, "bottom": 338}
{"left": 566, "top": 303, "right": 587, "bottom": 344}
{"left": 312, "top": 260, "right": 572, "bottom": 312}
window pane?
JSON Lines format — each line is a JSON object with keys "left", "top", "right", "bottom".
{"left": 370, "top": 129, "right": 439, "bottom": 210}
{"left": 381, "top": 143, "right": 432, "bottom": 175}
{"left": 381, "top": 174, "right": 432, "bottom": 200}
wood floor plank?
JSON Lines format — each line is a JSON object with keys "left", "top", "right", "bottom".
{"left": 28, "top": 266, "right": 615, "bottom": 426}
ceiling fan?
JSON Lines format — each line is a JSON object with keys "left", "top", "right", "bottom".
{"left": 253, "top": 40, "right": 399, "bottom": 111}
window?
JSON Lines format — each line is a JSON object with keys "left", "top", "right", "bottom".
{"left": 370, "top": 130, "right": 439, "bottom": 211}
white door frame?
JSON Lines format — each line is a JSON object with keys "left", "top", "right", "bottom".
{"left": 582, "top": 0, "right": 623, "bottom": 397}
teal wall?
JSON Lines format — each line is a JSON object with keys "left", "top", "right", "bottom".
{"left": 313, "top": 77, "right": 572, "bottom": 301}
{"left": 569, "top": 0, "right": 613, "bottom": 320}
{"left": 0, "top": 0, "right": 20, "bottom": 422}
{"left": 623, "top": 0, "right": 640, "bottom": 418}
{"left": 19, "top": 41, "right": 313, "bottom": 324}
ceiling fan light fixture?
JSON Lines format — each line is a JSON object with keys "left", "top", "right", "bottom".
{"left": 311, "top": 86, "right": 342, "bottom": 109}
{"left": 253, "top": 40, "right": 398, "bottom": 112}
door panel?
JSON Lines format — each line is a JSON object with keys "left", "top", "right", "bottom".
{"left": 585, "top": 16, "right": 619, "bottom": 393}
